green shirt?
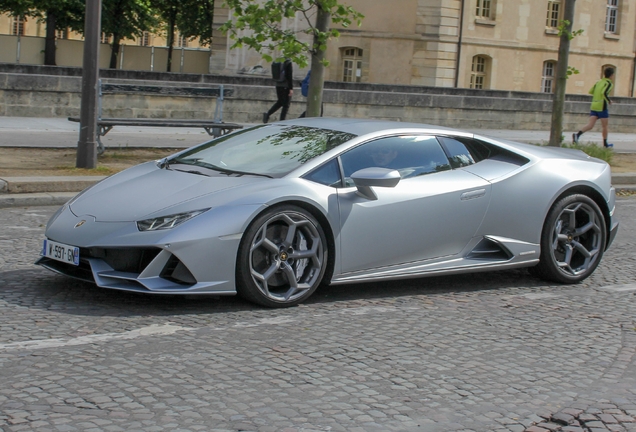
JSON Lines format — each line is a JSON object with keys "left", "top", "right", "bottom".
{"left": 589, "top": 78, "right": 613, "bottom": 112}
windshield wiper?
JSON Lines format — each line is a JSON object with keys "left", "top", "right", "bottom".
{"left": 206, "top": 164, "right": 274, "bottom": 178}
{"left": 170, "top": 159, "right": 273, "bottom": 178}
{"left": 173, "top": 168, "right": 210, "bottom": 177}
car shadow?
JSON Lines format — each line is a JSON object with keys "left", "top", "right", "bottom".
{"left": 0, "top": 266, "right": 550, "bottom": 317}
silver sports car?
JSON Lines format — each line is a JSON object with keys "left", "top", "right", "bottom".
{"left": 37, "top": 118, "right": 619, "bottom": 307}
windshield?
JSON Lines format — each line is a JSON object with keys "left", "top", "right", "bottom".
{"left": 169, "top": 124, "right": 356, "bottom": 177}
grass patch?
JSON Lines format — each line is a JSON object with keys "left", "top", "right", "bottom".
{"left": 55, "top": 166, "right": 117, "bottom": 175}
{"left": 561, "top": 142, "right": 613, "bottom": 164}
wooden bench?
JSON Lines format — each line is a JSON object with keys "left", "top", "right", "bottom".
{"left": 69, "top": 80, "right": 243, "bottom": 154}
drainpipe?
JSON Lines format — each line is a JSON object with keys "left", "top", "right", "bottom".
{"left": 16, "top": 32, "right": 21, "bottom": 63}
{"left": 631, "top": 53, "right": 636, "bottom": 97}
{"left": 454, "top": 0, "right": 466, "bottom": 88}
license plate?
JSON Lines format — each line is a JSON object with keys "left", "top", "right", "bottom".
{"left": 42, "top": 239, "right": 80, "bottom": 266}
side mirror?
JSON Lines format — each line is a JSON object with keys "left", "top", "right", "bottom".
{"left": 351, "top": 167, "right": 401, "bottom": 200}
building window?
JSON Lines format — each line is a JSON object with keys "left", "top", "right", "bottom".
{"left": 546, "top": 0, "right": 561, "bottom": 28}
{"left": 476, "top": 0, "right": 492, "bottom": 19}
{"left": 342, "top": 47, "right": 363, "bottom": 83}
{"left": 55, "top": 28, "right": 68, "bottom": 40}
{"left": 11, "top": 16, "right": 25, "bottom": 36}
{"left": 139, "top": 31, "right": 151, "bottom": 46}
{"left": 470, "top": 55, "right": 488, "bottom": 89}
{"left": 542, "top": 61, "right": 556, "bottom": 93}
{"left": 605, "top": 0, "right": 619, "bottom": 33}
{"left": 100, "top": 33, "right": 111, "bottom": 44}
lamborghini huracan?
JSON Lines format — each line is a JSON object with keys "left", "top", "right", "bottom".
{"left": 37, "top": 118, "right": 619, "bottom": 307}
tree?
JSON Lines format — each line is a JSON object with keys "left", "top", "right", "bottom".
{"left": 30, "top": 0, "right": 84, "bottom": 66}
{"left": 155, "top": 0, "right": 214, "bottom": 72}
{"left": 0, "top": 0, "right": 84, "bottom": 66}
{"left": 101, "top": 0, "right": 157, "bottom": 69}
{"left": 549, "top": 0, "right": 579, "bottom": 147}
{"left": 221, "top": 0, "right": 363, "bottom": 118}
{"left": 0, "top": 0, "right": 31, "bottom": 19}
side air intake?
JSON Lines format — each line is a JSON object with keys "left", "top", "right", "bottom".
{"left": 468, "top": 237, "right": 513, "bottom": 261}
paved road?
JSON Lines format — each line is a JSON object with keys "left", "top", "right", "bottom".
{"left": 0, "top": 202, "right": 635, "bottom": 431}
{"left": 1, "top": 117, "right": 636, "bottom": 152}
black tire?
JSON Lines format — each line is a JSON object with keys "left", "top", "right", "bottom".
{"left": 236, "top": 205, "right": 328, "bottom": 307}
{"left": 533, "top": 194, "right": 606, "bottom": 284}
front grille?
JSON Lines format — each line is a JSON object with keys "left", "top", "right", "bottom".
{"left": 84, "top": 247, "right": 161, "bottom": 273}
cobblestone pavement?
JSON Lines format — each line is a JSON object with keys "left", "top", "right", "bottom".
{"left": 0, "top": 200, "right": 635, "bottom": 432}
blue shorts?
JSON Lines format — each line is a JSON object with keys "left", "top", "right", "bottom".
{"left": 590, "top": 110, "right": 609, "bottom": 119}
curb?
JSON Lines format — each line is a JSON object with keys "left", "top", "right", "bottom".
{"left": 0, "top": 192, "right": 77, "bottom": 209}
{"left": 0, "top": 176, "right": 106, "bottom": 194}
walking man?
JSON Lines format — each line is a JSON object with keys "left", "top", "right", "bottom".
{"left": 263, "top": 59, "right": 293, "bottom": 123}
{"left": 572, "top": 68, "right": 615, "bottom": 148}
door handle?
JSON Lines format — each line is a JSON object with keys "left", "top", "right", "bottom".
{"left": 460, "top": 189, "right": 486, "bottom": 200}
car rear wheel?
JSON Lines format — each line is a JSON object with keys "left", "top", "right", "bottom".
{"left": 533, "top": 194, "right": 606, "bottom": 283}
{"left": 236, "top": 205, "right": 327, "bottom": 307}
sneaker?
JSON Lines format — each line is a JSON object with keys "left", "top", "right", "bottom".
{"left": 572, "top": 133, "right": 579, "bottom": 144}
{"left": 262, "top": 112, "right": 269, "bottom": 124}
{"left": 604, "top": 143, "right": 614, "bottom": 148}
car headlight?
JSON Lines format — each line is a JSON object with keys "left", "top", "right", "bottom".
{"left": 136, "top": 209, "right": 209, "bottom": 231}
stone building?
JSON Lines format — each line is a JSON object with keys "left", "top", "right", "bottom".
{"left": 216, "top": 0, "right": 636, "bottom": 97}
{"left": 1, "top": 0, "right": 635, "bottom": 96}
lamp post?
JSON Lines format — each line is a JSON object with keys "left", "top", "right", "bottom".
{"left": 76, "top": 0, "right": 102, "bottom": 168}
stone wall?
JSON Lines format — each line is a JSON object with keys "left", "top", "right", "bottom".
{"left": 1, "top": 63, "right": 635, "bottom": 133}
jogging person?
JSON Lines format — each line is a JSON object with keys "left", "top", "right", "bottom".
{"left": 572, "top": 68, "right": 615, "bottom": 148}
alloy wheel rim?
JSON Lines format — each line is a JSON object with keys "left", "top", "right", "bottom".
{"left": 249, "top": 212, "right": 323, "bottom": 303}
{"left": 550, "top": 202, "right": 602, "bottom": 276}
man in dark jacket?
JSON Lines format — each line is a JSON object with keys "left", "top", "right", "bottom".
{"left": 263, "top": 59, "right": 293, "bottom": 123}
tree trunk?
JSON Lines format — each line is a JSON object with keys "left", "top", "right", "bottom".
{"left": 44, "top": 12, "right": 56, "bottom": 66}
{"left": 306, "top": 4, "right": 330, "bottom": 118}
{"left": 549, "top": 0, "right": 576, "bottom": 147}
{"left": 166, "top": 15, "right": 176, "bottom": 72}
{"left": 109, "top": 34, "right": 121, "bottom": 69}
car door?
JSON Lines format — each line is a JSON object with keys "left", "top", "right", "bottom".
{"left": 336, "top": 135, "right": 491, "bottom": 273}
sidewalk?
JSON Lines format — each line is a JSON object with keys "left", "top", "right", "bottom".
{"left": 1, "top": 116, "right": 635, "bottom": 208}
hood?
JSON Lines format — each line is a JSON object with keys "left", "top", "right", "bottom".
{"left": 69, "top": 162, "right": 265, "bottom": 222}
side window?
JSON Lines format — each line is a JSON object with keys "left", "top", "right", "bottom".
{"left": 340, "top": 136, "right": 451, "bottom": 185}
{"left": 303, "top": 159, "right": 341, "bottom": 188}
{"left": 438, "top": 137, "right": 476, "bottom": 168}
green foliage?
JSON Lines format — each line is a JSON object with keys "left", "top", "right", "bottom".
{"left": 154, "top": 0, "right": 215, "bottom": 47}
{"left": 175, "top": 0, "right": 215, "bottom": 46}
{"left": 221, "top": 0, "right": 364, "bottom": 67}
{"left": 555, "top": 20, "right": 583, "bottom": 80}
{"left": 562, "top": 142, "right": 614, "bottom": 164}
{"left": 31, "top": 0, "right": 84, "bottom": 32}
{"left": 0, "top": 0, "right": 83, "bottom": 30}
{"left": 0, "top": 0, "right": 32, "bottom": 17}
{"left": 101, "top": 0, "right": 158, "bottom": 42}
{"left": 557, "top": 20, "right": 584, "bottom": 40}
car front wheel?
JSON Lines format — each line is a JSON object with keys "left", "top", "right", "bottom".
{"left": 236, "top": 205, "right": 327, "bottom": 307}
{"left": 534, "top": 194, "right": 606, "bottom": 284}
